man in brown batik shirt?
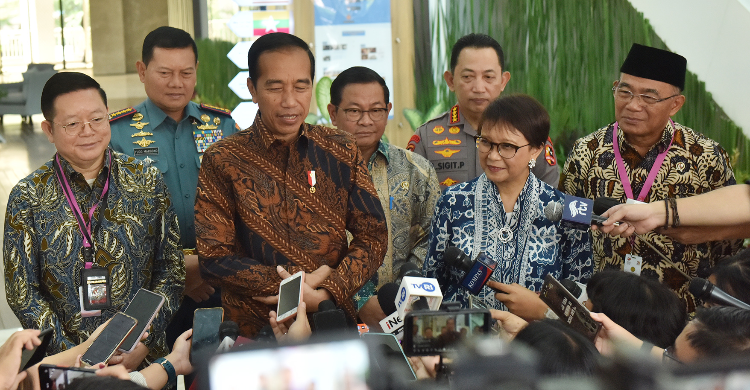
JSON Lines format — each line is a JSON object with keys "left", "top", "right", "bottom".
{"left": 195, "top": 33, "right": 387, "bottom": 337}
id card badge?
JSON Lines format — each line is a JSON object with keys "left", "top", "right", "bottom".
{"left": 81, "top": 267, "right": 111, "bottom": 312}
{"left": 626, "top": 198, "right": 647, "bottom": 205}
{"left": 624, "top": 253, "right": 643, "bottom": 275}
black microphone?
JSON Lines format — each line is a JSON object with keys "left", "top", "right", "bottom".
{"left": 216, "top": 321, "right": 239, "bottom": 352}
{"left": 593, "top": 197, "right": 622, "bottom": 217}
{"left": 689, "top": 277, "right": 750, "bottom": 310}
{"left": 444, "top": 246, "right": 498, "bottom": 295}
{"left": 312, "top": 300, "right": 349, "bottom": 334}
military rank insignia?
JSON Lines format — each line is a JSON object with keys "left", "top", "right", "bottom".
{"left": 448, "top": 126, "right": 460, "bottom": 134}
{"left": 440, "top": 177, "right": 458, "bottom": 187}
{"left": 449, "top": 105, "right": 460, "bottom": 124}
{"left": 432, "top": 126, "right": 444, "bottom": 135}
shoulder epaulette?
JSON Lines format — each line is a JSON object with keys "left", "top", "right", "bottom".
{"left": 449, "top": 104, "right": 460, "bottom": 124}
{"left": 109, "top": 107, "right": 137, "bottom": 122}
{"left": 200, "top": 103, "right": 232, "bottom": 116}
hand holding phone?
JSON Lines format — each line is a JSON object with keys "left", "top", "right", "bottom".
{"left": 276, "top": 271, "right": 305, "bottom": 322}
{"left": 539, "top": 275, "right": 601, "bottom": 342}
{"left": 81, "top": 312, "right": 138, "bottom": 366}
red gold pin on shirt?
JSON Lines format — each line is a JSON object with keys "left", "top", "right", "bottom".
{"left": 308, "top": 170, "right": 316, "bottom": 193}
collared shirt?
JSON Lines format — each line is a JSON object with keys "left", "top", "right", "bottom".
{"left": 560, "top": 121, "right": 742, "bottom": 312}
{"left": 195, "top": 114, "right": 388, "bottom": 337}
{"left": 3, "top": 150, "right": 184, "bottom": 359}
{"left": 352, "top": 141, "right": 441, "bottom": 310}
{"left": 423, "top": 173, "right": 592, "bottom": 310}
{"left": 408, "top": 104, "right": 560, "bottom": 189}
{"left": 109, "top": 99, "right": 239, "bottom": 248}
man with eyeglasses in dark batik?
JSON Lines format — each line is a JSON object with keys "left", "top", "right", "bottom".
{"left": 3, "top": 72, "right": 183, "bottom": 368}
{"left": 560, "top": 43, "right": 741, "bottom": 314}
{"left": 325, "top": 66, "right": 440, "bottom": 330}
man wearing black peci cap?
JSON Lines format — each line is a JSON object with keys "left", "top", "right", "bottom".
{"left": 560, "top": 43, "right": 741, "bottom": 313}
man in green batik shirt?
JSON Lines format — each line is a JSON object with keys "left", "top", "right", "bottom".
{"left": 327, "top": 66, "right": 441, "bottom": 330}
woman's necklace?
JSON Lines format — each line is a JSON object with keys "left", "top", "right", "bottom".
{"left": 497, "top": 211, "right": 515, "bottom": 244}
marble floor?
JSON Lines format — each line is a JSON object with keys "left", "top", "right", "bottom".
{"left": 0, "top": 71, "right": 148, "bottom": 331}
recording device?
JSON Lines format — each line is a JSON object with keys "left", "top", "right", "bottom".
{"left": 276, "top": 271, "right": 305, "bottom": 322}
{"left": 191, "top": 307, "right": 224, "bottom": 362}
{"left": 689, "top": 277, "right": 750, "bottom": 310}
{"left": 395, "top": 275, "right": 443, "bottom": 320}
{"left": 19, "top": 328, "right": 53, "bottom": 372}
{"left": 216, "top": 321, "right": 240, "bottom": 353}
{"left": 119, "top": 288, "right": 165, "bottom": 353}
{"left": 444, "top": 246, "right": 498, "bottom": 295}
{"left": 540, "top": 274, "right": 601, "bottom": 342}
{"left": 376, "top": 263, "right": 425, "bottom": 338}
{"left": 312, "top": 300, "right": 349, "bottom": 334}
{"left": 38, "top": 364, "right": 97, "bottom": 389}
{"left": 402, "top": 307, "right": 492, "bottom": 356}
{"left": 593, "top": 196, "right": 622, "bottom": 216}
{"left": 208, "top": 337, "right": 372, "bottom": 390}
{"left": 361, "top": 333, "right": 417, "bottom": 381}
{"left": 81, "top": 312, "right": 138, "bottom": 366}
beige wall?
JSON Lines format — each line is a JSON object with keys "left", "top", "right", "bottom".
{"left": 91, "top": 0, "right": 193, "bottom": 76}
{"left": 293, "top": 0, "right": 417, "bottom": 148}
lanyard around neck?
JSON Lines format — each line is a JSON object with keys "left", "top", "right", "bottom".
{"left": 612, "top": 119, "right": 675, "bottom": 202}
{"left": 53, "top": 150, "right": 112, "bottom": 251}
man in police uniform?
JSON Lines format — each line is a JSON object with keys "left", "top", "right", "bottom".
{"left": 408, "top": 33, "right": 559, "bottom": 189}
{"left": 109, "top": 26, "right": 239, "bottom": 345}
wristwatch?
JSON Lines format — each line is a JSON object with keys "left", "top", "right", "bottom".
{"left": 153, "top": 357, "right": 176, "bottom": 388}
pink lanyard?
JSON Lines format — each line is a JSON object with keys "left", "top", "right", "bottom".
{"left": 612, "top": 119, "right": 675, "bottom": 202}
{"left": 53, "top": 151, "right": 112, "bottom": 253}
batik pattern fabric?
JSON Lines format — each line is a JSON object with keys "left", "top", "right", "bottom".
{"left": 422, "top": 173, "right": 593, "bottom": 310}
{"left": 352, "top": 141, "right": 441, "bottom": 311}
{"left": 3, "top": 150, "right": 184, "bottom": 360}
{"left": 195, "top": 113, "right": 387, "bottom": 337}
{"left": 560, "top": 121, "right": 741, "bottom": 312}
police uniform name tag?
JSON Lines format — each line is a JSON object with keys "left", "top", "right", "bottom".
{"left": 624, "top": 253, "right": 642, "bottom": 275}
{"left": 193, "top": 129, "right": 224, "bottom": 153}
{"left": 134, "top": 147, "right": 159, "bottom": 156}
{"left": 80, "top": 267, "right": 111, "bottom": 312}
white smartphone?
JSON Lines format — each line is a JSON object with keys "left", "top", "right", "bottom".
{"left": 276, "top": 271, "right": 305, "bottom": 322}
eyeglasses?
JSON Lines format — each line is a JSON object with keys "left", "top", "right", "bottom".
{"left": 474, "top": 135, "right": 530, "bottom": 159}
{"left": 662, "top": 345, "right": 683, "bottom": 365}
{"left": 53, "top": 117, "right": 108, "bottom": 136}
{"left": 612, "top": 84, "right": 680, "bottom": 105}
{"left": 336, "top": 107, "right": 388, "bottom": 122}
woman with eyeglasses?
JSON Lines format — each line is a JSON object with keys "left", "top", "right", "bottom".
{"left": 422, "top": 95, "right": 593, "bottom": 315}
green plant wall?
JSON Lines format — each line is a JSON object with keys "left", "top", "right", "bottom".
{"left": 413, "top": 0, "right": 750, "bottom": 180}
{"left": 194, "top": 39, "right": 242, "bottom": 111}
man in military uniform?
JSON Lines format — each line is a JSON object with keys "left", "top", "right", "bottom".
{"left": 408, "top": 33, "right": 559, "bottom": 189}
{"left": 109, "top": 26, "right": 239, "bottom": 345}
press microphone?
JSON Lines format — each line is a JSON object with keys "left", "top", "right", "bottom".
{"left": 394, "top": 274, "right": 442, "bottom": 320}
{"left": 377, "top": 283, "right": 405, "bottom": 338}
{"left": 444, "top": 246, "right": 498, "bottom": 295}
{"left": 312, "top": 300, "right": 349, "bottom": 334}
{"left": 216, "top": 321, "right": 239, "bottom": 353}
{"left": 376, "top": 263, "right": 428, "bottom": 339}
{"left": 689, "top": 277, "right": 750, "bottom": 310}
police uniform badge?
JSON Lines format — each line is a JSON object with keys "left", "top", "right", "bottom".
{"left": 406, "top": 134, "right": 421, "bottom": 152}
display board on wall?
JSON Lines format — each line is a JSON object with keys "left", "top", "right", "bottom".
{"left": 313, "top": 0, "right": 395, "bottom": 116}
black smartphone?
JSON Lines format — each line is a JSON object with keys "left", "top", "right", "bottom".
{"left": 38, "top": 364, "right": 97, "bottom": 389}
{"left": 19, "top": 328, "right": 53, "bottom": 372}
{"left": 362, "top": 333, "right": 417, "bottom": 380}
{"left": 119, "top": 288, "right": 165, "bottom": 353}
{"left": 191, "top": 307, "right": 224, "bottom": 361}
{"left": 81, "top": 312, "right": 138, "bottom": 366}
{"left": 540, "top": 274, "right": 602, "bottom": 342}
{"left": 402, "top": 308, "right": 492, "bottom": 356}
